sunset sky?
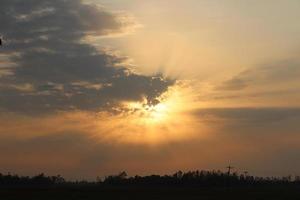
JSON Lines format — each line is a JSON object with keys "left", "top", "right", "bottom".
{"left": 1, "top": 0, "right": 300, "bottom": 180}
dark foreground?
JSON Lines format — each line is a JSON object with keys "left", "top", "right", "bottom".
{"left": 2, "top": 171, "right": 300, "bottom": 199}
{"left": 2, "top": 186, "right": 300, "bottom": 200}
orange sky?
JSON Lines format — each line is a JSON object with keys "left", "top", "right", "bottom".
{"left": 0, "top": 0, "right": 300, "bottom": 180}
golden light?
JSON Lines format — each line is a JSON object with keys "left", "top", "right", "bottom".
{"left": 0, "top": 83, "right": 210, "bottom": 146}
{"left": 125, "top": 100, "right": 169, "bottom": 125}
{"left": 93, "top": 83, "right": 207, "bottom": 145}
{"left": 123, "top": 85, "right": 185, "bottom": 126}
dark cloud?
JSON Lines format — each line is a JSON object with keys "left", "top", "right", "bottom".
{"left": 0, "top": 0, "right": 174, "bottom": 114}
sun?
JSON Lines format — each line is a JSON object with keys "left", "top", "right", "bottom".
{"left": 125, "top": 99, "right": 171, "bottom": 125}
{"left": 92, "top": 83, "right": 202, "bottom": 144}
{"left": 149, "top": 103, "right": 168, "bottom": 121}
{"left": 123, "top": 83, "right": 196, "bottom": 126}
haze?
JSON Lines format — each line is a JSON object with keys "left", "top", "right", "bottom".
{"left": 0, "top": 0, "right": 300, "bottom": 180}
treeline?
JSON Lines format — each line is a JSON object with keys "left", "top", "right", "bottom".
{"left": 1, "top": 170, "right": 300, "bottom": 188}
{"left": 0, "top": 173, "right": 65, "bottom": 187}
{"left": 102, "top": 171, "right": 299, "bottom": 187}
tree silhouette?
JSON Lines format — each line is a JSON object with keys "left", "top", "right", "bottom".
{"left": 0, "top": 170, "right": 299, "bottom": 188}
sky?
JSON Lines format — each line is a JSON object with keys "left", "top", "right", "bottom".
{"left": 0, "top": 0, "right": 300, "bottom": 180}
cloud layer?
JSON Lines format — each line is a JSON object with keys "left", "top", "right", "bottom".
{"left": 217, "top": 59, "right": 300, "bottom": 91}
{"left": 1, "top": 107, "right": 300, "bottom": 179}
{"left": 0, "top": 0, "right": 174, "bottom": 114}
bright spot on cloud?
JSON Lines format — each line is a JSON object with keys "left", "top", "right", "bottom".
{"left": 90, "top": 83, "right": 208, "bottom": 145}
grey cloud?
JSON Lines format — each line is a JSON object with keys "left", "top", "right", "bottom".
{"left": 0, "top": 0, "right": 174, "bottom": 114}
{"left": 0, "top": 0, "right": 129, "bottom": 48}
{"left": 210, "top": 88, "right": 300, "bottom": 101}
{"left": 215, "top": 77, "right": 249, "bottom": 91}
{"left": 256, "top": 60, "right": 300, "bottom": 81}
{"left": 216, "top": 59, "right": 300, "bottom": 91}
{"left": 194, "top": 107, "right": 300, "bottom": 126}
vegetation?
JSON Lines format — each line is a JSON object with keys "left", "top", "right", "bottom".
{"left": 1, "top": 170, "right": 300, "bottom": 199}
{"left": 0, "top": 170, "right": 298, "bottom": 187}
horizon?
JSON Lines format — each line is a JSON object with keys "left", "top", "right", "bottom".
{"left": 1, "top": 0, "right": 300, "bottom": 181}
{"left": 0, "top": 168, "right": 298, "bottom": 182}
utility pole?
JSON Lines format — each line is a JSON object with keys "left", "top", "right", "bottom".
{"left": 227, "top": 165, "right": 234, "bottom": 175}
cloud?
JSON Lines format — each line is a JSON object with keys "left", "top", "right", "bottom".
{"left": 193, "top": 107, "right": 300, "bottom": 128}
{"left": 215, "top": 77, "right": 249, "bottom": 91}
{"left": 216, "top": 59, "right": 300, "bottom": 91}
{"left": 0, "top": 0, "right": 174, "bottom": 114}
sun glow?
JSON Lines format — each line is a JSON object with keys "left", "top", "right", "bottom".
{"left": 2, "top": 83, "right": 207, "bottom": 146}
{"left": 93, "top": 83, "right": 206, "bottom": 144}
{"left": 60, "top": 83, "right": 209, "bottom": 145}
{"left": 124, "top": 85, "right": 185, "bottom": 126}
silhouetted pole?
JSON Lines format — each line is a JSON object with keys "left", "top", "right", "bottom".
{"left": 226, "top": 165, "right": 234, "bottom": 188}
{"left": 227, "top": 165, "right": 234, "bottom": 175}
